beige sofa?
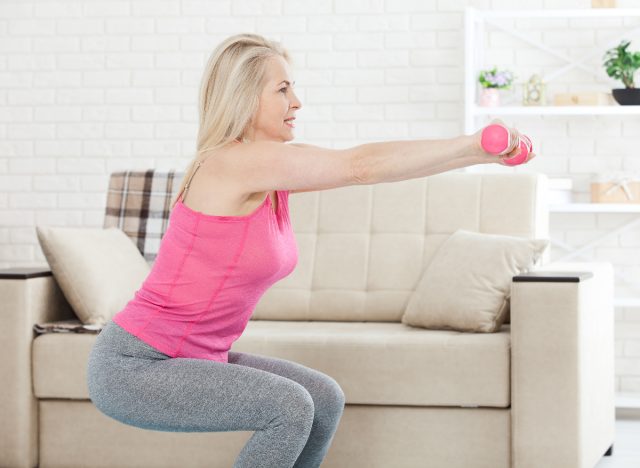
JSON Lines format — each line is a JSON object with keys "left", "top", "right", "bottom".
{"left": 1, "top": 171, "right": 615, "bottom": 468}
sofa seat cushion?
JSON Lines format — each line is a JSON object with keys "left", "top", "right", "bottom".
{"left": 33, "top": 321, "right": 510, "bottom": 408}
{"left": 237, "top": 321, "right": 511, "bottom": 408}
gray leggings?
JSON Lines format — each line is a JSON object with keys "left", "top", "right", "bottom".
{"left": 86, "top": 320, "right": 346, "bottom": 468}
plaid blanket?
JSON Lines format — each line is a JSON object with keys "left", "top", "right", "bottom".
{"left": 34, "top": 319, "right": 104, "bottom": 335}
{"left": 103, "top": 169, "right": 186, "bottom": 264}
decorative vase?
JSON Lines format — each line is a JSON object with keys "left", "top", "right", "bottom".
{"left": 612, "top": 88, "right": 640, "bottom": 105}
{"left": 480, "top": 88, "right": 500, "bottom": 107}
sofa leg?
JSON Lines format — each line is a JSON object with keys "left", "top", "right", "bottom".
{"left": 604, "top": 444, "right": 614, "bottom": 457}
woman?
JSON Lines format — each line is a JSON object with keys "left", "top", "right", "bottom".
{"left": 86, "top": 33, "right": 534, "bottom": 468}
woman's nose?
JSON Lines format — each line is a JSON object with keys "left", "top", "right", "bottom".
{"left": 292, "top": 93, "right": 302, "bottom": 110}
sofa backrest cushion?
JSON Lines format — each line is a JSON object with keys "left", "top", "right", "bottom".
{"left": 104, "top": 170, "right": 549, "bottom": 323}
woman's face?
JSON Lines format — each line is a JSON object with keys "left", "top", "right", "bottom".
{"left": 246, "top": 55, "right": 302, "bottom": 143}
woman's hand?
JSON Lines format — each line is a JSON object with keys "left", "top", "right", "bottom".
{"left": 471, "top": 118, "right": 536, "bottom": 166}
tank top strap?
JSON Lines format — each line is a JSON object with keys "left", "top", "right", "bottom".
{"left": 181, "top": 160, "right": 203, "bottom": 204}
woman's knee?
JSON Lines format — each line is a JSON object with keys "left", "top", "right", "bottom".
{"left": 268, "top": 381, "right": 315, "bottom": 431}
{"left": 313, "top": 373, "right": 346, "bottom": 414}
{"left": 295, "top": 376, "right": 346, "bottom": 421}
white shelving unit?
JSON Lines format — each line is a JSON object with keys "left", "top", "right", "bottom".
{"left": 464, "top": 6, "right": 640, "bottom": 132}
{"left": 549, "top": 203, "right": 640, "bottom": 308}
{"left": 464, "top": 7, "right": 640, "bottom": 310}
{"left": 473, "top": 105, "right": 640, "bottom": 116}
{"left": 550, "top": 203, "right": 640, "bottom": 213}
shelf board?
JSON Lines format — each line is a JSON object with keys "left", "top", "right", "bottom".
{"left": 549, "top": 203, "right": 640, "bottom": 213}
{"left": 472, "top": 105, "right": 640, "bottom": 116}
{"left": 616, "top": 392, "right": 640, "bottom": 409}
{"left": 474, "top": 8, "right": 640, "bottom": 19}
{"left": 615, "top": 298, "right": 640, "bottom": 308}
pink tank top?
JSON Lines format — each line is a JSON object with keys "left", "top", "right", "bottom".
{"left": 112, "top": 188, "right": 298, "bottom": 363}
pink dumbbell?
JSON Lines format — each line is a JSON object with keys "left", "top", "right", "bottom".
{"left": 480, "top": 124, "right": 532, "bottom": 166}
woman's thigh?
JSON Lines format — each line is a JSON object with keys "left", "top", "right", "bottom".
{"left": 86, "top": 321, "right": 315, "bottom": 434}
{"left": 227, "top": 351, "right": 346, "bottom": 413}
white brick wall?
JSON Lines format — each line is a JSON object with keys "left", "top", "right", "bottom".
{"left": 2, "top": 0, "right": 640, "bottom": 398}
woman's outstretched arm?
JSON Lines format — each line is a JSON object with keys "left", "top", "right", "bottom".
{"left": 226, "top": 121, "right": 533, "bottom": 194}
{"left": 351, "top": 135, "right": 480, "bottom": 185}
{"left": 351, "top": 121, "right": 534, "bottom": 185}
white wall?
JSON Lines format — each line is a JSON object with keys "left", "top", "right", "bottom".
{"left": 1, "top": 0, "right": 640, "bottom": 396}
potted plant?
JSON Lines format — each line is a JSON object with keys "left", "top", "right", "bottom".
{"left": 603, "top": 39, "right": 640, "bottom": 105}
{"left": 477, "top": 67, "right": 514, "bottom": 107}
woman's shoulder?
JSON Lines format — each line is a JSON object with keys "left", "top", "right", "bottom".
{"left": 184, "top": 146, "right": 252, "bottom": 209}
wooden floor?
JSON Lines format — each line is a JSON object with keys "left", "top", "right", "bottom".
{"left": 594, "top": 417, "right": 640, "bottom": 468}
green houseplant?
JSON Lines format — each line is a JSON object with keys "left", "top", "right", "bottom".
{"left": 603, "top": 39, "right": 640, "bottom": 105}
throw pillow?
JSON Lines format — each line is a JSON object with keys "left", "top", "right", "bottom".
{"left": 35, "top": 226, "right": 150, "bottom": 326}
{"left": 401, "top": 229, "right": 549, "bottom": 333}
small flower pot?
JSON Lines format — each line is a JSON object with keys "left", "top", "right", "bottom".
{"left": 612, "top": 88, "right": 640, "bottom": 105}
{"left": 480, "top": 88, "right": 500, "bottom": 107}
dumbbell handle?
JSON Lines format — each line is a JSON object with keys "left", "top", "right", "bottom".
{"left": 480, "top": 124, "right": 532, "bottom": 166}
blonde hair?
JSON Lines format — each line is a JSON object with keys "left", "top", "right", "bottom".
{"left": 170, "top": 33, "right": 293, "bottom": 209}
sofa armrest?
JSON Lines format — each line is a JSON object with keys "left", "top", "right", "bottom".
{"left": 0, "top": 267, "right": 76, "bottom": 468}
{"left": 510, "top": 261, "right": 615, "bottom": 468}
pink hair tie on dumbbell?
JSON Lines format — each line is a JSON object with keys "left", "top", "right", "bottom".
{"left": 480, "top": 124, "right": 532, "bottom": 166}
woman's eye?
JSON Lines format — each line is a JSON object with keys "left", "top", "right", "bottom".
{"left": 280, "top": 88, "right": 287, "bottom": 93}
